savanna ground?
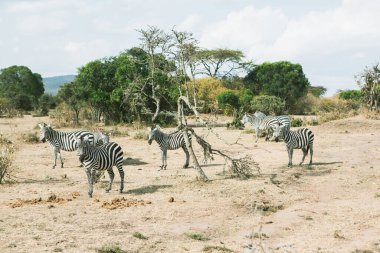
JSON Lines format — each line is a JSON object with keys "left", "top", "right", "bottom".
{"left": 0, "top": 114, "right": 379, "bottom": 253}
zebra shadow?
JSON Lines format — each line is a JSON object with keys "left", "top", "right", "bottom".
{"left": 123, "top": 157, "right": 148, "bottom": 166}
{"left": 124, "top": 184, "right": 172, "bottom": 195}
{"left": 309, "top": 162, "right": 343, "bottom": 166}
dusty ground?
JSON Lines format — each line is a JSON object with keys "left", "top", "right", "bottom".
{"left": 0, "top": 114, "right": 379, "bottom": 253}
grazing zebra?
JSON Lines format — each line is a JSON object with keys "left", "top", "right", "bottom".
{"left": 240, "top": 113, "right": 280, "bottom": 142}
{"left": 254, "top": 111, "right": 291, "bottom": 141}
{"left": 76, "top": 136, "right": 124, "bottom": 198}
{"left": 273, "top": 124, "right": 314, "bottom": 167}
{"left": 147, "top": 125, "right": 191, "bottom": 170}
{"left": 38, "top": 123, "right": 94, "bottom": 169}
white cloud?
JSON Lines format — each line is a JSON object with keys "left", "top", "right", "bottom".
{"left": 178, "top": 14, "right": 203, "bottom": 32}
{"left": 200, "top": 6, "right": 288, "bottom": 51}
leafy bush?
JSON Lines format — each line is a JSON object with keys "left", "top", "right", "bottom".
{"left": 339, "top": 89, "right": 362, "bottom": 101}
{"left": 217, "top": 91, "right": 240, "bottom": 115}
{"left": 250, "top": 95, "right": 285, "bottom": 115}
{"left": 97, "top": 243, "right": 124, "bottom": 253}
{"left": 291, "top": 118, "right": 303, "bottom": 127}
{"left": 0, "top": 135, "right": 15, "bottom": 184}
{"left": 317, "top": 97, "right": 360, "bottom": 123}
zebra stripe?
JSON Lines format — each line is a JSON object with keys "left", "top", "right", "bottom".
{"left": 38, "top": 123, "right": 94, "bottom": 169}
{"left": 147, "top": 125, "right": 191, "bottom": 170}
{"left": 273, "top": 125, "right": 314, "bottom": 167}
{"left": 254, "top": 111, "right": 291, "bottom": 132}
{"left": 76, "top": 137, "right": 124, "bottom": 198}
{"left": 241, "top": 113, "right": 280, "bottom": 142}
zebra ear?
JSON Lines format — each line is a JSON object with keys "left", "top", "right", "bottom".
{"left": 155, "top": 124, "right": 161, "bottom": 130}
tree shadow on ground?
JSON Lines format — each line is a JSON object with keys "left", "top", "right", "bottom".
{"left": 123, "top": 157, "right": 148, "bottom": 166}
{"left": 124, "top": 184, "right": 172, "bottom": 195}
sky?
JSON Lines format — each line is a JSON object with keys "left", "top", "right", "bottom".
{"left": 0, "top": 0, "right": 379, "bottom": 96}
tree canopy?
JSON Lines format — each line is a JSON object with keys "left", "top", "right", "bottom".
{"left": 0, "top": 65, "right": 44, "bottom": 110}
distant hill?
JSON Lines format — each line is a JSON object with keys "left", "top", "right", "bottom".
{"left": 43, "top": 75, "right": 75, "bottom": 95}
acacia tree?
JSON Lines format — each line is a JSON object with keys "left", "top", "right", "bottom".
{"left": 57, "top": 82, "right": 84, "bottom": 124}
{"left": 356, "top": 63, "right": 380, "bottom": 111}
{"left": 195, "top": 49, "right": 252, "bottom": 78}
{"left": 138, "top": 26, "right": 172, "bottom": 122}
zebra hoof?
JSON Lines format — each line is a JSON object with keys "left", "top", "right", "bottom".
{"left": 106, "top": 190, "right": 110, "bottom": 193}
{"left": 88, "top": 193, "right": 93, "bottom": 198}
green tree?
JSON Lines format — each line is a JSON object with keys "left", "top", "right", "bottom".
{"left": 38, "top": 94, "right": 56, "bottom": 116}
{"left": 356, "top": 63, "right": 380, "bottom": 111}
{"left": 250, "top": 95, "right": 285, "bottom": 115}
{"left": 244, "top": 61, "right": 310, "bottom": 113}
{"left": 309, "top": 86, "right": 327, "bottom": 98}
{"left": 0, "top": 65, "right": 44, "bottom": 111}
{"left": 338, "top": 89, "right": 362, "bottom": 101}
{"left": 196, "top": 49, "right": 252, "bottom": 78}
{"left": 57, "top": 82, "right": 84, "bottom": 124}
{"left": 217, "top": 90, "right": 240, "bottom": 115}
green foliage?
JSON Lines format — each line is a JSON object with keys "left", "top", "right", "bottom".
{"left": 244, "top": 61, "right": 310, "bottom": 113}
{"left": 309, "top": 86, "right": 327, "bottom": 98}
{"left": 291, "top": 118, "right": 303, "bottom": 127}
{"left": 338, "top": 89, "right": 362, "bottom": 101}
{"left": 217, "top": 91, "right": 240, "bottom": 111}
{"left": 38, "top": 94, "right": 57, "bottom": 116}
{"left": 250, "top": 95, "right": 285, "bottom": 115}
{"left": 356, "top": 63, "right": 380, "bottom": 111}
{"left": 317, "top": 97, "right": 360, "bottom": 123}
{"left": 0, "top": 65, "right": 44, "bottom": 111}
{"left": 186, "top": 232, "right": 209, "bottom": 241}
{"left": 132, "top": 232, "right": 148, "bottom": 240}
{"left": 97, "top": 243, "right": 124, "bottom": 253}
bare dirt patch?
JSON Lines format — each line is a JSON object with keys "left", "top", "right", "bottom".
{"left": 100, "top": 197, "right": 149, "bottom": 210}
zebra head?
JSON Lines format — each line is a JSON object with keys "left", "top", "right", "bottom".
{"left": 240, "top": 113, "right": 253, "bottom": 126}
{"left": 76, "top": 136, "right": 90, "bottom": 163}
{"left": 147, "top": 125, "right": 160, "bottom": 145}
{"left": 38, "top": 123, "right": 51, "bottom": 142}
{"left": 272, "top": 123, "right": 287, "bottom": 142}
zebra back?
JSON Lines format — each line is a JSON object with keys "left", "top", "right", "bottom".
{"left": 241, "top": 113, "right": 279, "bottom": 130}
{"left": 39, "top": 123, "right": 94, "bottom": 151}
{"left": 254, "top": 111, "right": 291, "bottom": 128}
{"left": 274, "top": 125, "right": 314, "bottom": 149}
{"left": 148, "top": 125, "right": 190, "bottom": 150}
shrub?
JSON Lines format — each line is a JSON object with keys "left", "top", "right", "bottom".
{"left": 291, "top": 118, "right": 303, "bottom": 127}
{"left": 250, "top": 95, "right": 285, "bottom": 115}
{"left": 339, "top": 89, "right": 362, "bottom": 101}
{"left": 0, "top": 135, "right": 16, "bottom": 184}
{"left": 132, "top": 232, "right": 148, "bottom": 240}
{"left": 97, "top": 243, "right": 124, "bottom": 253}
{"left": 186, "top": 232, "right": 209, "bottom": 241}
{"left": 20, "top": 132, "right": 40, "bottom": 143}
{"left": 217, "top": 91, "right": 240, "bottom": 115}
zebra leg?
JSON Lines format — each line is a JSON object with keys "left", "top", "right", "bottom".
{"left": 118, "top": 166, "right": 124, "bottom": 193}
{"left": 287, "top": 147, "right": 293, "bottom": 168}
{"left": 106, "top": 168, "right": 115, "bottom": 193}
{"left": 163, "top": 150, "right": 167, "bottom": 170}
{"left": 309, "top": 143, "right": 314, "bottom": 165}
{"left": 159, "top": 150, "right": 165, "bottom": 170}
{"left": 52, "top": 148, "right": 57, "bottom": 169}
{"left": 299, "top": 147, "right": 308, "bottom": 166}
{"left": 86, "top": 168, "right": 94, "bottom": 198}
{"left": 182, "top": 146, "right": 190, "bottom": 168}
{"left": 265, "top": 129, "right": 270, "bottom": 141}
{"left": 255, "top": 127, "right": 259, "bottom": 143}
{"left": 57, "top": 151, "right": 64, "bottom": 168}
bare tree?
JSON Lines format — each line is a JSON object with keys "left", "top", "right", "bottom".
{"left": 138, "top": 26, "right": 172, "bottom": 122}
{"left": 171, "top": 29, "right": 200, "bottom": 108}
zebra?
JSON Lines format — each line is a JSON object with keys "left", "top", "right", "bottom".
{"left": 273, "top": 124, "right": 314, "bottom": 167}
{"left": 38, "top": 123, "right": 95, "bottom": 169}
{"left": 76, "top": 136, "right": 124, "bottom": 198}
{"left": 240, "top": 113, "right": 280, "bottom": 142}
{"left": 147, "top": 125, "right": 191, "bottom": 170}
{"left": 254, "top": 111, "right": 291, "bottom": 141}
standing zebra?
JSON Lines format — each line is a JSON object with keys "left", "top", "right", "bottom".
{"left": 254, "top": 111, "right": 291, "bottom": 141}
{"left": 273, "top": 124, "right": 314, "bottom": 167}
{"left": 240, "top": 113, "right": 280, "bottom": 142}
{"left": 76, "top": 136, "right": 124, "bottom": 198}
{"left": 147, "top": 125, "right": 191, "bottom": 170}
{"left": 38, "top": 123, "right": 94, "bottom": 169}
